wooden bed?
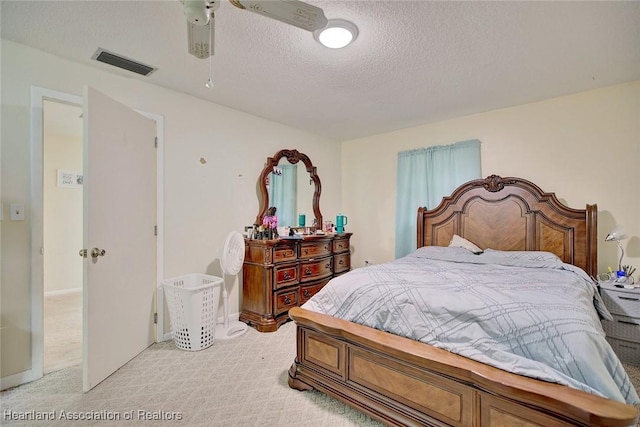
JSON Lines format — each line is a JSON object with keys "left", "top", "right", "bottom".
{"left": 288, "top": 175, "right": 638, "bottom": 427}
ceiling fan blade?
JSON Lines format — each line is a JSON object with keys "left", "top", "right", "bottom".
{"left": 187, "top": 15, "right": 215, "bottom": 59}
{"left": 233, "top": 0, "right": 328, "bottom": 31}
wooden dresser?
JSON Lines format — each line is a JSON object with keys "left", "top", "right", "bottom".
{"left": 240, "top": 233, "right": 352, "bottom": 332}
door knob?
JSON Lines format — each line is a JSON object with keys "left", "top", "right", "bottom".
{"left": 79, "top": 249, "right": 87, "bottom": 258}
{"left": 91, "top": 248, "right": 106, "bottom": 258}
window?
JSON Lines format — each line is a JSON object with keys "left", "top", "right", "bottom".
{"left": 395, "top": 139, "right": 481, "bottom": 258}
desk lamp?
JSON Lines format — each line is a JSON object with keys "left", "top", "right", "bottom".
{"left": 605, "top": 226, "right": 627, "bottom": 271}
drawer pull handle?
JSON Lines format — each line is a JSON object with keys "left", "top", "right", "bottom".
{"left": 339, "top": 259, "right": 344, "bottom": 265}
{"left": 325, "top": 263, "right": 331, "bottom": 269}
{"left": 324, "top": 245, "right": 329, "bottom": 251}
{"left": 619, "top": 297, "right": 640, "bottom": 301}
{"left": 305, "top": 267, "right": 312, "bottom": 275}
{"left": 618, "top": 320, "right": 640, "bottom": 326}
{"left": 283, "top": 272, "right": 291, "bottom": 280}
{"left": 304, "top": 249, "right": 308, "bottom": 254}
{"left": 303, "top": 290, "right": 311, "bottom": 298}
{"left": 620, "top": 344, "right": 638, "bottom": 350}
{"left": 284, "top": 296, "right": 291, "bottom": 305}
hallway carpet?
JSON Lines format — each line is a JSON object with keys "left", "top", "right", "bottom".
{"left": 44, "top": 291, "right": 82, "bottom": 374}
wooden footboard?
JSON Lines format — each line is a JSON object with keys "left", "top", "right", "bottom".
{"left": 288, "top": 307, "right": 638, "bottom": 427}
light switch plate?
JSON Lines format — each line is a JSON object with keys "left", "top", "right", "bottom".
{"left": 10, "top": 204, "right": 25, "bottom": 221}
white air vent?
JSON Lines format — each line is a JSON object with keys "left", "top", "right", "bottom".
{"left": 91, "top": 48, "right": 157, "bottom": 76}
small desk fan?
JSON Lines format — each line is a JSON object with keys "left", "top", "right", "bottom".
{"left": 215, "top": 231, "right": 248, "bottom": 340}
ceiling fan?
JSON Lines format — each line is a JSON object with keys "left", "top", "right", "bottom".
{"left": 182, "top": 0, "right": 330, "bottom": 59}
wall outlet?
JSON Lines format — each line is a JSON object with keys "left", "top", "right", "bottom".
{"left": 364, "top": 260, "right": 374, "bottom": 266}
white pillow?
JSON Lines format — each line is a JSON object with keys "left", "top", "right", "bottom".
{"left": 449, "top": 234, "right": 483, "bottom": 254}
{"left": 482, "top": 248, "right": 561, "bottom": 263}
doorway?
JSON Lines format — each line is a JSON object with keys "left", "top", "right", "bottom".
{"left": 42, "top": 100, "right": 83, "bottom": 373}
{"left": 19, "top": 86, "right": 167, "bottom": 391}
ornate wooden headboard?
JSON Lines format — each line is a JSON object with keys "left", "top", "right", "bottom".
{"left": 417, "top": 175, "right": 597, "bottom": 276}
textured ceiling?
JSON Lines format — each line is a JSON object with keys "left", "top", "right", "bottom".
{"left": 2, "top": 1, "right": 640, "bottom": 140}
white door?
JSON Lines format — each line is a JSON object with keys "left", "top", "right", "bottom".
{"left": 82, "top": 87, "right": 157, "bottom": 392}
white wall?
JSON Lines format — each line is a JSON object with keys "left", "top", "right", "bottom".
{"left": 342, "top": 81, "right": 640, "bottom": 276}
{"left": 43, "top": 130, "right": 83, "bottom": 294}
{"left": 0, "top": 39, "right": 342, "bottom": 378}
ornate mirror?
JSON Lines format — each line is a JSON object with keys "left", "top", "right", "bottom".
{"left": 256, "top": 149, "right": 322, "bottom": 228}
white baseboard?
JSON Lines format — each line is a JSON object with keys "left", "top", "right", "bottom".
{"left": 44, "top": 287, "right": 82, "bottom": 297}
{"left": 0, "top": 368, "right": 41, "bottom": 391}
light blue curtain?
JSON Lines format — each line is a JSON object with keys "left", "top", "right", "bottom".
{"left": 268, "top": 164, "right": 297, "bottom": 227}
{"left": 395, "top": 139, "right": 481, "bottom": 258}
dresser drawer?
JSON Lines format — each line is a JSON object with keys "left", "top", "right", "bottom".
{"left": 242, "top": 233, "right": 352, "bottom": 332}
{"left": 274, "top": 288, "right": 299, "bottom": 316}
{"left": 606, "top": 337, "right": 640, "bottom": 365}
{"left": 300, "top": 279, "right": 329, "bottom": 304}
{"left": 332, "top": 237, "right": 350, "bottom": 254}
{"left": 334, "top": 253, "right": 351, "bottom": 274}
{"left": 299, "top": 241, "right": 332, "bottom": 259}
{"left": 300, "top": 257, "right": 333, "bottom": 283}
{"left": 602, "top": 314, "right": 640, "bottom": 342}
{"left": 273, "top": 243, "right": 297, "bottom": 263}
{"left": 601, "top": 290, "right": 640, "bottom": 317}
{"left": 273, "top": 262, "right": 299, "bottom": 289}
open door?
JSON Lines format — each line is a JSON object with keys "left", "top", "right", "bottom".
{"left": 82, "top": 87, "right": 156, "bottom": 391}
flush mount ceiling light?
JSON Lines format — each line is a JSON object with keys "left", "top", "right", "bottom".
{"left": 314, "top": 19, "right": 358, "bottom": 49}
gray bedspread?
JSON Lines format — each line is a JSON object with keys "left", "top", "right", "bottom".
{"left": 302, "top": 246, "right": 640, "bottom": 405}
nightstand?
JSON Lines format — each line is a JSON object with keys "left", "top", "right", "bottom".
{"left": 599, "top": 282, "right": 640, "bottom": 365}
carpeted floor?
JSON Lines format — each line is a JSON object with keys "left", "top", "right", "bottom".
{"left": 3, "top": 317, "right": 640, "bottom": 426}
{"left": 1, "top": 321, "right": 382, "bottom": 426}
{"left": 44, "top": 291, "right": 82, "bottom": 374}
{"left": 629, "top": 365, "right": 640, "bottom": 392}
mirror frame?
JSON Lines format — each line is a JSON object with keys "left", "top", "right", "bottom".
{"left": 256, "top": 149, "right": 322, "bottom": 227}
